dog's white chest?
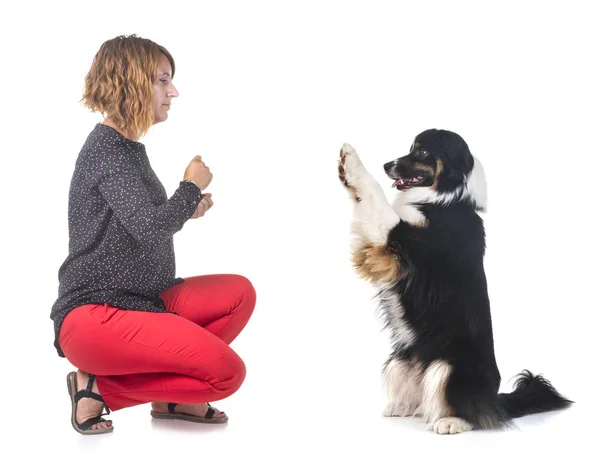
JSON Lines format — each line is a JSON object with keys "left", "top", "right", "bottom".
{"left": 379, "top": 291, "right": 416, "bottom": 348}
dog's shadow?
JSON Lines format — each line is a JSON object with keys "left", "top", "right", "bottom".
{"left": 382, "top": 415, "right": 505, "bottom": 436}
{"left": 382, "top": 414, "right": 427, "bottom": 431}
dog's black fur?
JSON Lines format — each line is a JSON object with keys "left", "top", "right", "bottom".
{"left": 377, "top": 129, "right": 571, "bottom": 429}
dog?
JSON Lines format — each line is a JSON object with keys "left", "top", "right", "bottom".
{"left": 338, "top": 129, "right": 572, "bottom": 434}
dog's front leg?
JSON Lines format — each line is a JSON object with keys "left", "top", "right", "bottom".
{"left": 338, "top": 143, "right": 402, "bottom": 287}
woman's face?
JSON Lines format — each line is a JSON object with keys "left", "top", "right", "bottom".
{"left": 152, "top": 54, "right": 179, "bottom": 124}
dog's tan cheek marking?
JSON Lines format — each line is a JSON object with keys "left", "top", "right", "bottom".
{"left": 431, "top": 159, "right": 443, "bottom": 191}
{"left": 352, "top": 242, "right": 402, "bottom": 285}
{"left": 413, "top": 162, "right": 434, "bottom": 173}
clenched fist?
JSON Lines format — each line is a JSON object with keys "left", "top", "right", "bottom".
{"left": 184, "top": 155, "right": 213, "bottom": 190}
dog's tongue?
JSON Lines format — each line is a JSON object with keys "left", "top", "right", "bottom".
{"left": 393, "top": 178, "right": 406, "bottom": 188}
{"left": 393, "top": 176, "right": 423, "bottom": 188}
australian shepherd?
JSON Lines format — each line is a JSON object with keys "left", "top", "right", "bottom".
{"left": 338, "top": 128, "right": 572, "bottom": 434}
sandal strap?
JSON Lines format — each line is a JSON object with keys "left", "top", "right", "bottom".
{"left": 78, "top": 415, "right": 109, "bottom": 431}
{"left": 86, "top": 374, "right": 95, "bottom": 391}
{"left": 167, "top": 402, "right": 216, "bottom": 419}
{"left": 205, "top": 405, "right": 216, "bottom": 419}
{"left": 74, "top": 374, "right": 111, "bottom": 415}
{"left": 74, "top": 390, "right": 104, "bottom": 404}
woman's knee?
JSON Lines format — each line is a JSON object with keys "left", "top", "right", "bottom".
{"left": 230, "top": 274, "right": 256, "bottom": 313}
{"left": 214, "top": 352, "right": 247, "bottom": 398}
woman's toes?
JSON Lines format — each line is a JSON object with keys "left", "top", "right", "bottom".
{"left": 88, "top": 419, "right": 111, "bottom": 430}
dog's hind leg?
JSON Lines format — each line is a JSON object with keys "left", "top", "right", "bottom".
{"left": 382, "top": 357, "right": 423, "bottom": 417}
{"left": 420, "top": 360, "right": 474, "bottom": 435}
{"left": 339, "top": 143, "right": 402, "bottom": 286}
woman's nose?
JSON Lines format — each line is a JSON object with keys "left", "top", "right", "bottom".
{"left": 168, "top": 84, "right": 179, "bottom": 98}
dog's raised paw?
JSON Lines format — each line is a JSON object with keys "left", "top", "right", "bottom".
{"left": 432, "top": 417, "right": 473, "bottom": 435}
{"left": 338, "top": 142, "right": 366, "bottom": 201}
{"left": 338, "top": 149, "right": 350, "bottom": 187}
{"left": 341, "top": 142, "right": 357, "bottom": 156}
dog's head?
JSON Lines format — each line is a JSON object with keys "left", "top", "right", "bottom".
{"left": 384, "top": 129, "right": 486, "bottom": 209}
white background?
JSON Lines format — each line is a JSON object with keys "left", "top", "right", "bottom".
{"left": 2, "top": 0, "right": 598, "bottom": 465}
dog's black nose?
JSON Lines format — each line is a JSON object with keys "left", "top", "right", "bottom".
{"left": 383, "top": 161, "right": 396, "bottom": 174}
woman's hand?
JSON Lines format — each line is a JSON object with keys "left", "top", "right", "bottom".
{"left": 184, "top": 156, "right": 213, "bottom": 190}
{"left": 190, "top": 193, "right": 213, "bottom": 219}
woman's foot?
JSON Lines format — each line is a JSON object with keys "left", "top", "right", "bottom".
{"left": 75, "top": 371, "right": 113, "bottom": 431}
{"left": 151, "top": 401, "right": 227, "bottom": 420}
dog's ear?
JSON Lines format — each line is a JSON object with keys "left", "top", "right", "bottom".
{"left": 436, "top": 130, "right": 474, "bottom": 180}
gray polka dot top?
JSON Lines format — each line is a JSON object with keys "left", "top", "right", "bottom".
{"left": 50, "top": 123, "right": 202, "bottom": 357}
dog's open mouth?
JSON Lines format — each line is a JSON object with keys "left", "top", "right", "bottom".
{"left": 392, "top": 175, "right": 424, "bottom": 190}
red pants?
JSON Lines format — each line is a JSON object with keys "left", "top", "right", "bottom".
{"left": 59, "top": 274, "right": 256, "bottom": 411}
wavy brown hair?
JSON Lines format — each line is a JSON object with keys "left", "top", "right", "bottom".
{"left": 82, "top": 35, "right": 175, "bottom": 139}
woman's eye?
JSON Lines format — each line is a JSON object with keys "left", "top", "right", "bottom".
{"left": 159, "top": 79, "right": 168, "bottom": 84}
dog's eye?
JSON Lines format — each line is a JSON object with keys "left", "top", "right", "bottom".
{"left": 417, "top": 149, "right": 428, "bottom": 158}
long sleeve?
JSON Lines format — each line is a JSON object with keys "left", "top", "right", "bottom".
{"left": 98, "top": 163, "right": 202, "bottom": 247}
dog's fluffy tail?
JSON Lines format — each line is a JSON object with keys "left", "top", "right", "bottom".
{"left": 451, "top": 369, "right": 573, "bottom": 429}
{"left": 498, "top": 370, "right": 573, "bottom": 420}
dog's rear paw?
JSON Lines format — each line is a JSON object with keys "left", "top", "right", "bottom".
{"left": 432, "top": 417, "right": 473, "bottom": 435}
{"left": 338, "top": 142, "right": 366, "bottom": 201}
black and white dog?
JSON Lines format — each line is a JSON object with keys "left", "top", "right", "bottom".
{"left": 338, "top": 129, "right": 572, "bottom": 434}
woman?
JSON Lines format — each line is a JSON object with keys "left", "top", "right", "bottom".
{"left": 51, "top": 35, "right": 256, "bottom": 435}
